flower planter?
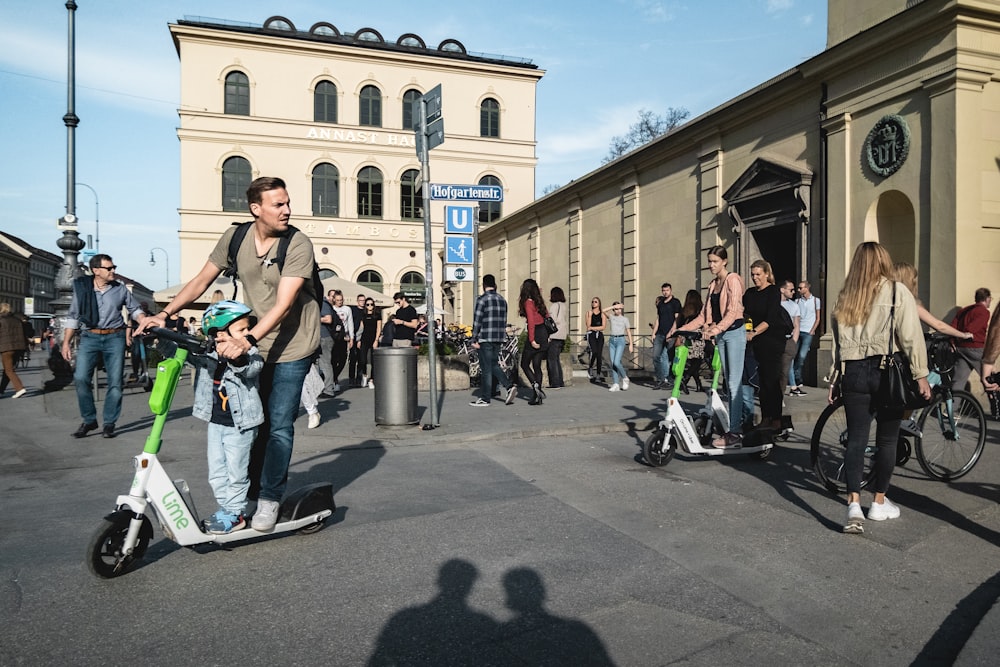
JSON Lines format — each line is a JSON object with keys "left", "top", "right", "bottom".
{"left": 417, "top": 354, "right": 471, "bottom": 391}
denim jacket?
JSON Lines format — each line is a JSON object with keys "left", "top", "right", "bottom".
{"left": 191, "top": 349, "right": 265, "bottom": 432}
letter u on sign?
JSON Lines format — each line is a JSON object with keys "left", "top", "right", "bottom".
{"left": 445, "top": 206, "right": 474, "bottom": 233}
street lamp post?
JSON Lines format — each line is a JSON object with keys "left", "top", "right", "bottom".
{"left": 149, "top": 247, "right": 169, "bottom": 288}
{"left": 76, "top": 181, "right": 99, "bottom": 252}
{"left": 47, "top": 0, "right": 83, "bottom": 390}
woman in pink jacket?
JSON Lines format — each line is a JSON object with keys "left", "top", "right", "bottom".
{"left": 677, "top": 246, "right": 746, "bottom": 447}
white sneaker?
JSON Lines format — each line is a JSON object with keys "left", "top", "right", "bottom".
{"left": 621, "top": 378, "right": 629, "bottom": 391}
{"left": 333, "top": 383, "right": 341, "bottom": 393}
{"left": 844, "top": 502, "right": 864, "bottom": 534}
{"left": 867, "top": 497, "right": 901, "bottom": 521}
{"left": 307, "top": 412, "right": 321, "bottom": 429}
{"left": 368, "top": 380, "right": 375, "bottom": 389}
{"left": 609, "top": 383, "right": 620, "bottom": 392}
{"left": 252, "top": 499, "right": 280, "bottom": 531}
{"left": 12, "top": 388, "right": 27, "bottom": 399}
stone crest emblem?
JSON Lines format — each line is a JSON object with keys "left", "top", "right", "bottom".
{"left": 864, "top": 114, "right": 910, "bottom": 177}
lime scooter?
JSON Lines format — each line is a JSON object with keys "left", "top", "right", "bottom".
{"left": 643, "top": 331, "right": 772, "bottom": 467}
{"left": 86, "top": 327, "right": 335, "bottom": 579}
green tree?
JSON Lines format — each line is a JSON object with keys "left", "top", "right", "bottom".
{"left": 602, "top": 107, "right": 690, "bottom": 164}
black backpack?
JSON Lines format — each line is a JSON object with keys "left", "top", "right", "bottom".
{"left": 224, "top": 221, "right": 324, "bottom": 309}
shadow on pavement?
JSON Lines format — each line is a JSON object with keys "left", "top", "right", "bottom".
{"left": 914, "top": 569, "right": 1000, "bottom": 664}
{"left": 366, "top": 559, "right": 615, "bottom": 666}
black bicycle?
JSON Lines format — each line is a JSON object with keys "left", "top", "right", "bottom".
{"left": 811, "top": 336, "right": 987, "bottom": 494}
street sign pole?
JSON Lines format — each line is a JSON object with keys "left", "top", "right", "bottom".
{"left": 419, "top": 87, "right": 440, "bottom": 428}
{"left": 473, "top": 206, "right": 480, "bottom": 302}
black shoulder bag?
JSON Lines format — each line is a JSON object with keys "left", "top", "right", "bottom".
{"left": 876, "top": 282, "right": 929, "bottom": 410}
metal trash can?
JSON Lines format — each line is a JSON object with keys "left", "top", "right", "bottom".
{"left": 373, "top": 346, "right": 418, "bottom": 425}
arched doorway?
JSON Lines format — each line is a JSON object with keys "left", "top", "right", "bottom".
{"left": 864, "top": 190, "right": 915, "bottom": 265}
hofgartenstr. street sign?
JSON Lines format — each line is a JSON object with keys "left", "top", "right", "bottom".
{"left": 429, "top": 184, "right": 503, "bottom": 202}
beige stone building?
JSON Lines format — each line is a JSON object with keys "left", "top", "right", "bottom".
{"left": 168, "top": 15, "right": 543, "bottom": 315}
{"left": 481, "top": 0, "right": 1000, "bottom": 383}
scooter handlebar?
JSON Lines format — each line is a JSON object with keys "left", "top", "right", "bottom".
{"left": 674, "top": 330, "right": 703, "bottom": 342}
{"left": 148, "top": 327, "right": 213, "bottom": 354}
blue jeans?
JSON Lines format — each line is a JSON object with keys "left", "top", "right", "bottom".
{"left": 714, "top": 326, "right": 746, "bottom": 433}
{"left": 608, "top": 335, "right": 627, "bottom": 384}
{"left": 740, "top": 385, "right": 755, "bottom": 429}
{"left": 73, "top": 330, "right": 126, "bottom": 426}
{"left": 790, "top": 332, "right": 813, "bottom": 387}
{"left": 206, "top": 422, "right": 256, "bottom": 514}
{"left": 478, "top": 341, "right": 510, "bottom": 402}
{"left": 651, "top": 334, "right": 674, "bottom": 382}
{"left": 248, "top": 356, "right": 312, "bottom": 502}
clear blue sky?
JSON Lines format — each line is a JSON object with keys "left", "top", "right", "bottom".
{"left": 0, "top": 0, "right": 826, "bottom": 291}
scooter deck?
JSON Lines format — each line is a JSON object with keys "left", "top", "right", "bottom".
{"left": 207, "top": 510, "right": 333, "bottom": 544}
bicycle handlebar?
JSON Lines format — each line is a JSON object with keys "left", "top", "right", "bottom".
{"left": 674, "top": 330, "right": 703, "bottom": 341}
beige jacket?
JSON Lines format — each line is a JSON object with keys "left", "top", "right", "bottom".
{"left": 831, "top": 278, "right": 928, "bottom": 380}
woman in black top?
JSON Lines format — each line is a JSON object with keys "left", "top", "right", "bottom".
{"left": 584, "top": 297, "right": 607, "bottom": 382}
{"left": 675, "top": 289, "right": 706, "bottom": 393}
{"left": 356, "top": 299, "right": 382, "bottom": 389}
{"left": 742, "top": 259, "right": 786, "bottom": 430}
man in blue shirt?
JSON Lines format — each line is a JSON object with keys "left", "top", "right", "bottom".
{"left": 470, "top": 274, "right": 516, "bottom": 407}
{"left": 62, "top": 254, "right": 147, "bottom": 438}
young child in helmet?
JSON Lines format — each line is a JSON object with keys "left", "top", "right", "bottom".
{"left": 191, "top": 300, "right": 264, "bottom": 534}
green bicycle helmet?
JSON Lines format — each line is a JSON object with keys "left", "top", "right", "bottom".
{"left": 202, "top": 300, "right": 252, "bottom": 336}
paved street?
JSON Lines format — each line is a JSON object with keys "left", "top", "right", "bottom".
{"left": 2, "top": 354, "right": 999, "bottom": 665}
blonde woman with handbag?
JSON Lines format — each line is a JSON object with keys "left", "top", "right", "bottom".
{"left": 831, "top": 242, "right": 931, "bottom": 534}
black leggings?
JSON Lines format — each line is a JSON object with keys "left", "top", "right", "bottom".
{"left": 843, "top": 357, "right": 903, "bottom": 495}
{"left": 521, "top": 343, "right": 547, "bottom": 387}
{"left": 587, "top": 332, "right": 604, "bottom": 374}
{"left": 358, "top": 343, "right": 375, "bottom": 380}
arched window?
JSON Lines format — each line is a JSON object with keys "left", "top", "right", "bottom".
{"left": 400, "top": 169, "right": 421, "bottom": 221}
{"left": 357, "top": 166, "right": 383, "bottom": 218}
{"left": 314, "top": 81, "right": 337, "bottom": 123}
{"left": 318, "top": 268, "right": 338, "bottom": 280}
{"left": 312, "top": 163, "right": 339, "bottom": 217}
{"left": 402, "top": 89, "right": 421, "bottom": 130}
{"left": 360, "top": 85, "right": 382, "bottom": 127}
{"left": 222, "top": 156, "right": 252, "bottom": 212}
{"left": 224, "top": 71, "right": 250, "bottom": 115}
{"left": 478, "top": 175, "right": 502, "bottom": 223}
{"left": 480, "top": 98, "right": 500, "bottom": 138}
{"left": 400, "top": 271, "right": 425, "bottom": 305}
{"left": 358, "top": 269, "right": 383, "bottom": 294}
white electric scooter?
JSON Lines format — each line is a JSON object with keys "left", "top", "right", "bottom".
{"left": 86, "top": 328, "right": 335, "bottom": 578}
{"left": 643, "top": 331, "right": 772, "bottom": 467}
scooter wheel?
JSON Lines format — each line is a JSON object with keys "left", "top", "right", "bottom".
{"left": 298, "top": 519, "right": 326, "bottom": 535}
{"left": 86, "top": 510, "right": 153, "bottom": 578}
{"left": 692, "top": 414, "right": 714, "bottom": 449}
{"left": 896, "top": 437, "right": 911, "bottom": 466}
{"left": 643, "top": 428, "right": 675, "bottom": 467}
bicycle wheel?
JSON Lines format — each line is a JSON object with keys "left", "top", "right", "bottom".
{"left": 810, "top": 399, "right": 873, "bottom": 495}
{"left": 915, "top": 390, "right": 986, "bottom": 481}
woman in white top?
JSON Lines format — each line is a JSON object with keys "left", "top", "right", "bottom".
{"left": 604, "top": 301, "right": 634, "bottom": 391}
{"left": 546, "top": 286, "right": 569, "bottom": 388}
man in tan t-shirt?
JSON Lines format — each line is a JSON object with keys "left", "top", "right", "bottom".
{"left": 138, "top": 176, "right": 319, "bottom": 532}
